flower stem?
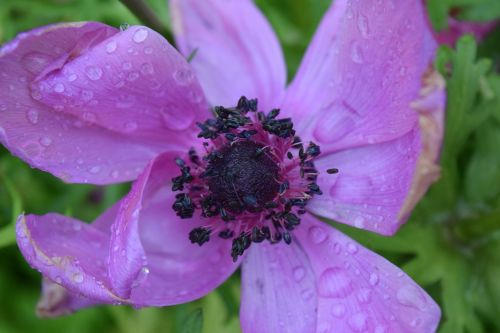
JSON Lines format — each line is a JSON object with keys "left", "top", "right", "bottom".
{"left": 119, "top": 0, "right": 174, "bottom": 41}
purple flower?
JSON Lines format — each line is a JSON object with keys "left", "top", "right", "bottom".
{"left": 0, "top": 0, "right": 445, "bottom": 332}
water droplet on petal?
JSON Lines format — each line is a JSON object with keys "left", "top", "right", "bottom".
{"left": 375, "top": 325, "right": 386, "bottom": 333}
{"left": 144, "top": 47, "right": 153, "bottom": 55}
{"left": 22, "top": 142, "right": 41, "bottom": 158}
{"left": 350, "top": 41, "right": 364, "bottom": 64}
{"left": 331, "top": 303, "right": 346, "bottom": 317}
{"left": 369, "top": 272, "right": 379, "bottom": 286}
{"left": 39, "top": 136, "right": 52, "bottom": 147}
{"left": 347, "top": 242, "right": 358, "bottom": 254}
{"left": 293, "top": 266, "right": 306, "bottom": 282}
{"left": 357, "top": 288, "right": 371, "bottom": 303}
{"left": 85, "top": 66, "right": 103, "bottom": 80}
{"left": 54, "top": 83, "right": 65, "bottom": 93}
{"left": 133, "top": 28, "right": 149, "bottom": 43}
{"left": 357, "top": 15, "right": 370, "bottom": 38}
{"left": 308, "top": 226, "right": 328, "bottom": 244}
{"left": 318, "top": 267, "right": 352, "bottom": 297}
{"left": 26, "top": 109, "right": 39, "bottom": 124}
{"left": 124, "top": 121, "right": 138, "bottom": 133}
{"left": 0, "top": 104, "right": 6, "bottom": 112}
{"left": 348, "top": 312, "right": 367, "bottom": 332}
{"left": 22, "top": 52, "right": 52, "bottom": 74}
{"left": 72, "top": 272, "right": 84, "bottom": 283}
{"left": 173, "top": 68, "right": 194, "bottom": 86}
{"left": 88, "top": 166, "right": 101, "bottom": 174}
{"left": 106, "top": 40, "right": 117, "bottom": 53}
{"left": 67, "top": 73, "right": 78, "bottom": 82}
{"left": 161, "top": 106, "right": 194, "bottom": 130}
{"left": 396, "top": 285, "right": 427, "bottom": 310}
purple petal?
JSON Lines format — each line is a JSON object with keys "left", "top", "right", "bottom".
{"left": 0, "top": 23, "right": 209, "bottom": 185}
{"left": 436, "top": 18, "right": 497, "bottom": 47}
{"left": 282, "top": 0, "right": 437, "bottom": 153}
{"left": 240, "top": 241, "right": 317, "bottom": 333}
{"left": 309, "top": 69, "right": 445, "bottom": 235}
{"left": 37, "top": 278, "right": 99, "bottom": 317}
{"left": 108, "top": 152, "right": 240, "bottom": 306}
{"left": 170, "top": 0, "right": 286, "bottom": 110}
{"left": 295, "top": 215, "right": 441, "bottom": 333}
{"left": 16, "top": 212, "right": 122, "bottom": 304}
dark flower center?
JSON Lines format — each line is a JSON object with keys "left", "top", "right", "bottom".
{"left": 205, "top": 141, "right": 280, "bottom": 214}
{"left": 171, "top": 96, "right": 335, "bottom": 261}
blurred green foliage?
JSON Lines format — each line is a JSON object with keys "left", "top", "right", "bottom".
{"left": 0, "top": 0, "right": 499, "bottom": 332}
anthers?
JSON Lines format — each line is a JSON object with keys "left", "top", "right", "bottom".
{"left": 171, "top": 96, "right": 334, "bottom": 261}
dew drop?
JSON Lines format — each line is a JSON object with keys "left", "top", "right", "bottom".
{"left": 293, "top": 266, "right": 306, "bottom": 282}
{"left": 26, "top": 109, "right": 39, "bottom": 124}
{"left": 357, "top": 288, "right": 371, "bottom": 303}
{"left": 173, "top": 68, "right": 194, "bottom": 86}
{"left": 331, "top": 303, "right": 346, "bottom": 317}
{"left": 396, "top": 285, "right": 427, "bottom": 310}
{"left": 85, "top": 66, "right": 103, "bottom": 80}
{"left": 88, "top": 166, "right": 101, "bottom": 174}
{"left": 124, "top": 121, "right": 138, "bottom": 133}
{"left": 39, "top": 136, "right": 52, "bottom": 147}
{"left": 354, "top": 216, "right": 365, "bottom": 228}
{"left": 140, "top": 63, "right": 154, "bottom": 75}
{"left": 357, "top": 15, "right": 370, "bottom": 38}
{"left": 318, "top": 267, "right": 352, "bottom": 297}
{"left": 67, "top": 73, "right": 78, "bottom": 82}
{"left": 369, "top": 272, "right": 379, "bottom": 286}
{"left": 161, "top": 106, "right": 194, "bottom": 130}
{"left": 127, "top": 71, "right": 139, "bottom": 82}
{"left": 106, "top": 40, "right": 117, "bottom": 54}
{"left": 133, "top": 28, "right": 149, "bottom": 43}
{"left": 22, "top": 142, "right": 41, "bottom": 158}
{"left": 348, "top": 312, "right": 367, "bottom": 332}
{"left": 144, "top": 47, "right": 153, "bottom": 55}
{"left": 347, "top": 242, "right": 358, "bottom": 254}
{"left": 375, "top": 325, "right": 386, "bottom": 333}
{"left": 350, "top": 41, "right": 364, "bottom": 64}
{"left": 54, "top": 83, "right": 65, "bottom": 93}
{"left": 72, "top": 272, "right": 84, "bottom": 283}
{"left": 300, "top": 288, "right": 315, "bottom": 301}
{"left": 308, "top": 226, "right": 328, "bottom": 244}
{"left": 0, "top": 104, "right": 6, "bottom": 112}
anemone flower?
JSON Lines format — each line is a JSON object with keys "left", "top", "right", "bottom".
{"left": 0, "top": 0, "right": 445, "bottom": 332}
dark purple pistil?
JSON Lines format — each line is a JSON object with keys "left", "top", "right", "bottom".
{"left": 205, "top": 141, "right": 280, "bottom": 214}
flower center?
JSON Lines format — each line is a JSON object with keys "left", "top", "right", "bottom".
{"left": 205, "top": 140, "right": 280, "bottom": 214}
{"left": 171, "top": 97, "right": 333, "bottom": 261}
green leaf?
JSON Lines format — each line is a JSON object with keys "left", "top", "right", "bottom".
{"left": 180, "top": 308, "right": 203, "bottom": 333}
{"left": 0, "top": 178, "right": 22, "bottom": 248}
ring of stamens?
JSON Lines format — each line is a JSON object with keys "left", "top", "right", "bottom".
{"left": 171, "top": 96, "right": 336, "bottom": 261}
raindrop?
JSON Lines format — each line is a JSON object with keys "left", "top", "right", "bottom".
{"left": 318, "top": 267, "right": 352, "bottom": 297}
{"left": 140, "top": 63, "right": 154, "bottom": 75}
{"left": 88, "top": 166, "right": 101, "bottom": 174}
{"left": 331, "top": 303, "right": 346, "bottom": 317}
{"left": 122, "top": 62, "right": 133, "bottom": 70}
{"left": 347, "top": 242, "right": 358, "bottom": 254}
{"left": 357, "top": 15, "right": 370, "bottom": 38}
{"left": 369, "top": 272, "right": 379, "bottom": 286}
{"left": 39, "top": 136, "right": 52, "bottom": 147}
{"left": 300, "top": 288, "right": 315, "bottom": 301}
{"left": 357, "top": 288, "right": 372, "bottom": 303}
{"left": 26, "top": 109, "right": 39, "bottom": 124}
{"left": 22, "top": 142, "right": 41, "bottom": 158}
{"left": 348, "top": 312, "right": 367, "bottom": 332}
{"left": 85, "top": 66, "right": 103, "bottom": 80}
{"left": 124, "top": 121, "right": 138, "bottom": 133}
{"left": 54, "top": 83, "right": 65, "bottom": 93}
{"left": 173, "top": 68, "right": 194, "bottom": 86}
{"left": 133, "top": 28, "right": 149, "bottom": 43}
{"left": 72, "top": 272, "right": 84, "bottom": 283}
{"left": 161, "top": 106, "right": 194, "bottom": 130}
{"left": 106, "top": 40, "right": 117, "bottom": 54}
{"left": 396, "top": 285, "right": 427, "bottom": 310}
{"left": 354, "top": 216, "right": 365, "bottom": 228}
{"left": 350, "top": 41, "right": 364, "bottom": 64}
{"left": 308, "top": 226, "right": 328, "bottom": 244}
{"left": 144, "top": 47, "right": 153, "bottom": 55}
{"left": 293, "top": 266, "right": 306, "bottom": 282}
{"left": 375, "top": 325, "right": 386, "bottom": 333}
{"left": 67, "top": 73, "right": 78, "bottom": 82}
{"left": 127, "top": 71, "right": 139, "bottom": 82}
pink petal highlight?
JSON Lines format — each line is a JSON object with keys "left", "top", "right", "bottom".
{"left": 240, "top": 241, "right": 317, "bottom": 333}
{"left": 281, "top": 0, "right": 437, "bottom": 154}
{"left": 0, "top": 23, "right": 209, "bottom": 185}
{"left": 108, "top": 152, "right": 240, "bottom": 306}
{"left": 295, "top": 215, "right": 441, "bottom": 333}
{"left": 170, "top": 0, "right": 286, "bottom": 110}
